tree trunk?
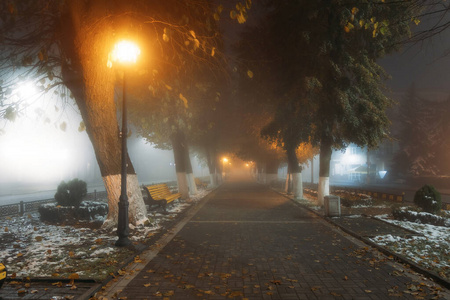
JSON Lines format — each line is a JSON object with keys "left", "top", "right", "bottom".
{"left": 171, "top": 130, "right": 189, "bottom": 199}
{"left": 366, "top": 148, "right": 371, "bottom": 185}
{"left": 287, "top": 145, "right": 303, "bottom": 200}
{"left": 206, "top": 146, "right": 217, "bottom": 187}
{"left": 285, "top": 166, "right": 291, "bottom": 194}
{"left": 257, "top": 163, "right": 265, "bottom": 183}
{"left": 293, "top": 172, "right": 303, "bottom": 200}
{"left": 266, "top": 158, "right": 279, "bottom": 186}
{"left": 61, "top": 3, "right": 147, "bottom": 229}
{"left": 318, "top": 139, "right": 332, "bottom": 205}
{"left": 215, "top": 154, "right": 223, "bottom": 184}
{"left": 184, "top": 143, "right": 198, "bottom": 195}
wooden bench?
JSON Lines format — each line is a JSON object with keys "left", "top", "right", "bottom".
{"left": 195, "top": 178, "right": 208, "bottom": 189}
{"left": 141, "top": 183, "right": 181, "bottom": 212}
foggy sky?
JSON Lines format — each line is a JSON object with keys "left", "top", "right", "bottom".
{"left": 381, "top": 14, "right": 450, "bottom": 100}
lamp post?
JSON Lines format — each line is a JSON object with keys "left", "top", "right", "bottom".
{"left": 111, "top": 40, "right": 140, "bottom": 247}
{"left": 222, "top": 157, "right": 228, "bottom": 180}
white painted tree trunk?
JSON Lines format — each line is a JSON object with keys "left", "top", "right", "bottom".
{"left": 318, "top": 176, "right": 329, "bottom": 205}
{"left": 285, "top": 173, "right": 290, "bottom": 193}
{"left": 177, "top": 172, "right": 189, "bottom": 199}
{"left": 292, "top": 172, "right": 303, "bottom": 200}
{"left": 258, "top": 171, "right": 266, "bottom": 183}
{"left": 209, "top": 173, "right": 216, "bottom": 187}
{"left": 187, "top": 172, "right": 198, "bottom": 195}
{"left": 102, "top": 174, "right": 147, "bottom": 230}
{"left": 266, "top": 173, "right": 278, "bottom": 185}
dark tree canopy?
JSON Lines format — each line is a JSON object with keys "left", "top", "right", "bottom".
{"left": 238, "top": 0, "right": 421, "bottom": 152}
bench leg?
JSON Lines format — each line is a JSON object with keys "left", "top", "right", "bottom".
{"left": 161, "top": 200, "right": 168, "bottom": 214}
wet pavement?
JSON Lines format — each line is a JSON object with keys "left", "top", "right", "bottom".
{"left": 94, "top": 181, "right": 449, "bottom": 300}
{"left": 330, "top": 216, "right": 421, "bottom": 238}
{"left": 0, "top": 280, "right": 97, "bottom": 300}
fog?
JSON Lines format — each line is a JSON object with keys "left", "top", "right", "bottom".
{"left": 0, "top": 97, "right": 208, "bottom": 202}
{"left": 2, "top": 3, "right": 450, "bottom": 207}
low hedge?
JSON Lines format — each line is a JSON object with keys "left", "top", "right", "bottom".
{"left": 39, "top": 201, "right": 108, "bottom": 224}
{"left": 334, "top": 190, "right": 372, "bottom": 207}
{"left": 392, "top": 208, "right": 449, "bottom": 227}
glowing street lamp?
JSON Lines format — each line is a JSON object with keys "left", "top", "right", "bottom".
{"left": 222, "top": 157, "right": 229, "bottom": 180}
{"left": 110, "top": 40, "right": 140, "bottom": 247}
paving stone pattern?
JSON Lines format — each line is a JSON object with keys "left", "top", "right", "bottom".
{"left": 117, "top": 182, "right": 446, "bottom": 299}
{"left": 0, "top": 280, "right": 96, "bottom": 300}
{"left": 330, "top": 216, "right": 421, "bottom": 237}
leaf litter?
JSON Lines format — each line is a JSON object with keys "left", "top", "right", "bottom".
{"left": 371, "top": 215, "right": 449, "bottom": 279}
{"left": 0, "top": 190, "right": 210, "bottom": 281}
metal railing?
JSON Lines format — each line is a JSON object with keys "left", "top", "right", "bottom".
{"left": 0, "top": 190, "right": 108, "bottom": 217}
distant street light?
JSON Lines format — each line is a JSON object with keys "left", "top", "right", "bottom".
{"left": 110, "top": 40, "right": 140, "bottom": 247}
{"left": 222, "top": 157, "right": 228, "bottom": 180}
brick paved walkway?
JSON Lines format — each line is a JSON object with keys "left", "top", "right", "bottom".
{"left": 0, "top": 280, "right": 97, "bottom": 299}
{"left": 98, "top": 181, "right": 449, "bottom": 300}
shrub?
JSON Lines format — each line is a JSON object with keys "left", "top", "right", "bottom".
{"left": 39, "top": 201, "right": 108, "bottom": 224}
{"left": 334, "top": 190, "right": 372, "bottom": 207}
{"left": 413, "top": 184, "right": 441, "bottom": 214}
{"left": 392, "top": 208, "right": 448, "bottom": 227}
{"left": 54, "top": 178, "right": 87, "bottom": 208}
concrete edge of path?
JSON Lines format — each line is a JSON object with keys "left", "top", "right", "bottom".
{"left": 80, "top": 188, "right": 219, "bottom": 300}
{"left": 272, "top": 188, "right": 450, "bottom": 290}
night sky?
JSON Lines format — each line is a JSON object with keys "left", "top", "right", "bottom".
{"left": 381, "top": 15, "right": 450, "bottom": 101}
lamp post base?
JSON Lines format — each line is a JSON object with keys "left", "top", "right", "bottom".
{"left": 115, "top": 236, "right": 132, "bottom": 247}
{"left": 115, "top": 194, "right": 131, "bottom": 247}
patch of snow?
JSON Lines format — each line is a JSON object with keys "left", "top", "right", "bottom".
{"left": 371, "top": 214, "right": 450, "bottom": 277}
{"left": 0, "top": 189, "right": 212, "bottom": 279}
{"left": 90, "top": 247, "right": 115, "bottom": 257}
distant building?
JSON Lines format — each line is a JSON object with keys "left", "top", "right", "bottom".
{"left": 330, "top": 140, "right": 398, "bottom": 184}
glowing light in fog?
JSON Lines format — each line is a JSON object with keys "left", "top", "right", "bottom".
{"left": 0, "top": 129, "right": 75, "bottom": 182}
{"left": 110, "top": 40, "right": 141, "bottom": 66}
{"left": 378, "top": 171, "right": 387, "bottom": 179}
{"left": 17, "top": 81, "right": 37, "bottom": 100}
{"left": 341, "top": 148, "right": 365, "bottom": 165}
{"left": 0, "top": 91, "right": 81, "bottom": 183}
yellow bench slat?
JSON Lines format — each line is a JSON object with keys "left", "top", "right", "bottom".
{"left": 143, "top": 183, "right": 181, "bottom": 212}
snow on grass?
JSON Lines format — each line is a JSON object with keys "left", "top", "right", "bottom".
{"left": 371, "top": 215, "right": 450, "bottom": 279}
{"left": 0, "top": 189, "right": 211, "bottom": 281}
{"left": 299, "top": 190, "right": 449, "bottom": 280}
{"left": 1, "top": 213, "right": 132, "bottom": 279}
